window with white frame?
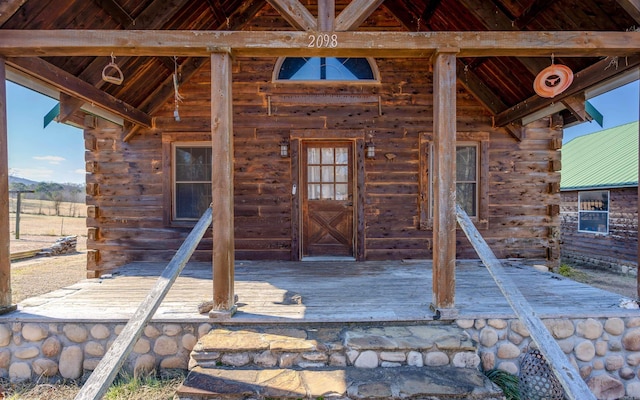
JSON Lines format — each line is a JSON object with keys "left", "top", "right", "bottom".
{"left": 578, "top": 190, "right": 609, "bottom": 234}
{"left": 173, "top": 144, "right": 212, "bottom": 220}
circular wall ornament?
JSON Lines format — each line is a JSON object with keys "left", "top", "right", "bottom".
{"left": 533, "top": 64, "right": 573, "bottom": 98}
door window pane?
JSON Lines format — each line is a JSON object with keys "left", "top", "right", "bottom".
{"left": 322, "top": 148, "right": 334, "bottom": 164}
{"left": 308, "top": 148, "right": 320, "bottom": 164}
{"left": 322, "top": 184, "right": 334, "bottom": 199}
{"left": 322, "top": 166, "right": 334, "bottom": 182}
{"left": 306, "top": 145, "right": 351, "bottom": 201}
{"left": 336, "top": 166, "right": 348, "bottom": 182}
{"left": 308, "top": 166, "right": 320, "bottom": 182}
{"left": 308, "top": 184, "right": 321, "bottom": 200}
{"left": 336, "top": 184, "right": 348, "bottom": 200}
{"left": 336, "top": 148, "right": 348, "bottom": 164}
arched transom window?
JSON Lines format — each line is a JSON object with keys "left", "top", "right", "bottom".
{"left": 274, "top": 57, "right": 379, "bottom": 81}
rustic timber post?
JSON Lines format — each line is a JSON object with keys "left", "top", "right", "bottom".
{"left": 431, "top": 50, "right": 459, "bottom": 316}
{"left": 210, "top": 50, "right": 236, "bottom": 315}
{"left": 0, "top": 58, "right": 15, "bottom": 313}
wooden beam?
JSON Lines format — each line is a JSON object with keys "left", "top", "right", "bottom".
{"left": 617, "top": 0, "right": 640, "bottom": 25}
{"left": 561, "top": 93, "right": 591, "bottom": 123}
{"left": 456, "top": 205, "right": 596, "bottom": 400}
{"left": 513, "top": 0, "right": 556, "bottom": 29}
{"left": 456, "top": 59, "right": 507, "bottom": 115}
{"left": 432, "top": 51, "right": 458, "bottom": 311}
{"left": 92, "top": 0, "right": 134, "bottom": 28}
{"left": 7, "top": 57, "right": 152, "bottom": 127}
{"left": 266, "top": 0, "right": 316, "bottom": 31}
{"left": 334, "top": 0, "right": 384, "bottom": 31}
{"left": 0, "top": 0, "right": 26, "bottom": 26}
{"left": 494, "top": 54, "right": 640, "bottom": 127}
{"left": 457, "top": 0, "right": 552, "bottom": 75}
{"left": 58, "top": 93, "right": 85, "bottom": 124}
{"left": 0, "top": 58, "right": 14, "bottom": 312}
{"left": 317, "top": 0, "right": 335, "bottom": 31}
{"left": 1, "top": 30, "right": 640, "bottom": 58}
{"left": 211, "top": 51, "right": 236, "bottom": 314}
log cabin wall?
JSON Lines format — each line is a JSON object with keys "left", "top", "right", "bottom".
{"left": 561, "top": 187, "right": 638, "bottom": 271}
{"left": 84, "top": 54, "right": 562, "bottom": 277}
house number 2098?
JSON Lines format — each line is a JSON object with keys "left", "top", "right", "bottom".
{"left": 308, "top": 34, "right": 338, "bottom": 48}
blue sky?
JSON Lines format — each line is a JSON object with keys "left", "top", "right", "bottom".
{"left": 6, "top": 81, "right": 85, "bottom": 184}
{"left": 4, "top": 79, "right": 639, "bottom": 184}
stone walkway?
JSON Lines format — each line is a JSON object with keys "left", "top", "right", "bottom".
{"left": 177, "top": 324, "right": 504, "bottom": 399}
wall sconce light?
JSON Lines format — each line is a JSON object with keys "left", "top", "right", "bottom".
{"left": 280, "top": 138, "right": 289, "bottom": 158}
{"left": 366, "top": 138, "right": 376, "bottom": 159}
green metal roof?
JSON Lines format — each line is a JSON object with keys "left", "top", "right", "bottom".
{"left": 560, "top": 121, "right": 638, "bottom": 190}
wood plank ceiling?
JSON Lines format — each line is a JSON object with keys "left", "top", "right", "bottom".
{"left": 1, "top": 0, "right": 638, "bottom": 129}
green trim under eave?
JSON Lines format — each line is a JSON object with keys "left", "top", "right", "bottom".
{"left": 584, "top": 100, "right": 604, "bottom": 128}
{"left": 585, "top": 100, "right": 603, "bottom": 127}
{"left": 43, "top": 103, "right": 60, "bottom": 128}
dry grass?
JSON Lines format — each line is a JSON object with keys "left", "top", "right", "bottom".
{"left": 0, "top": 372, "right": 184, "bottom": 399}
{"left": 8, "top": 198, "right": 86, "bottom": 218}
{"left": 8, "top": 212, "right": 86, "bottom": 238}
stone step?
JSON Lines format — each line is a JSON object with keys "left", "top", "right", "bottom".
{"left": 176, "top": 365, "right": 504, "bottom": 399}
{"left": 190, "top": 324, "right": 479, "bottom": 370}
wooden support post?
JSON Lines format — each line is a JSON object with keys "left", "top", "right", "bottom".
{"left": 637, "top": 91, "right": 640, "bottom": 299}
{"left": 0, "top": 58, "right": 15, "bottom": 313}
{"left": 210, "top": 51, "right": 236, "bottom": 315}
{"left": 431, "top": 50, "right": 458, "bottom": 314}
{"left": 15, "top": 192, "right": 21, "bottom": 239}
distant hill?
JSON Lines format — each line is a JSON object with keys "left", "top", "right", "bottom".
{"left": 8, "top": 176, "right": 85, "bottom": 205}
{"left": 8, "top": 175, "right": 39, "bottom": 186}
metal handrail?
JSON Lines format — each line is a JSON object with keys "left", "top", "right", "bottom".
{"left": 455, "top": 204, "right": 595, "bottom": 400}
{"left": 75, "top": 206, "right": 213, "bottom": 400}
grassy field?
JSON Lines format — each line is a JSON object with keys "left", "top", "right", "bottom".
{"left": 8, "top": 198, "right": 86, "bottom": 238}
{"left": 8, "top": 197, "right": 86, "bottom": 218}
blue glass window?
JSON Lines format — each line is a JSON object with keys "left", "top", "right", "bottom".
{"left": 277, "top": 57, "right": 376, "bottom": 81}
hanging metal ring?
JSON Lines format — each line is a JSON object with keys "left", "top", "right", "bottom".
{"left": 102, "top": 54, "right": 124, "bottom": 85}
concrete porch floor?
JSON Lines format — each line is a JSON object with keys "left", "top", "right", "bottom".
{"left": 2, "top": 259, "right": 636, "bottom": 324}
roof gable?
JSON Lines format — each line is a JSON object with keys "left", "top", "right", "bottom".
{"left": 561, "top": 121, "right": 639, "bottom": 190}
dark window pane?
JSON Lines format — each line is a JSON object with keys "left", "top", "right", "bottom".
{"left": 175, "top": 183, "right": 211, "bottom": 219}
{"left": 579, "top": 212, "right": 608, "bottom": 233}
{"left": 176, "top": 147, "right": 211, "bottom": 182}
{"left": 457, "top": 183, "right": 476, "bottom": 217}
{"left": 456, "top": 146, "right": 476, "bottom": 182}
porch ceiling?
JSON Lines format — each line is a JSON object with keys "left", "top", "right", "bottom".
{"left": 1, "top": 0, "right": 638, "bottom": 129}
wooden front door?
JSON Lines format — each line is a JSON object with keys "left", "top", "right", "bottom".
{"left": 302, "top": 142, "right": 354, "bottom": 258}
